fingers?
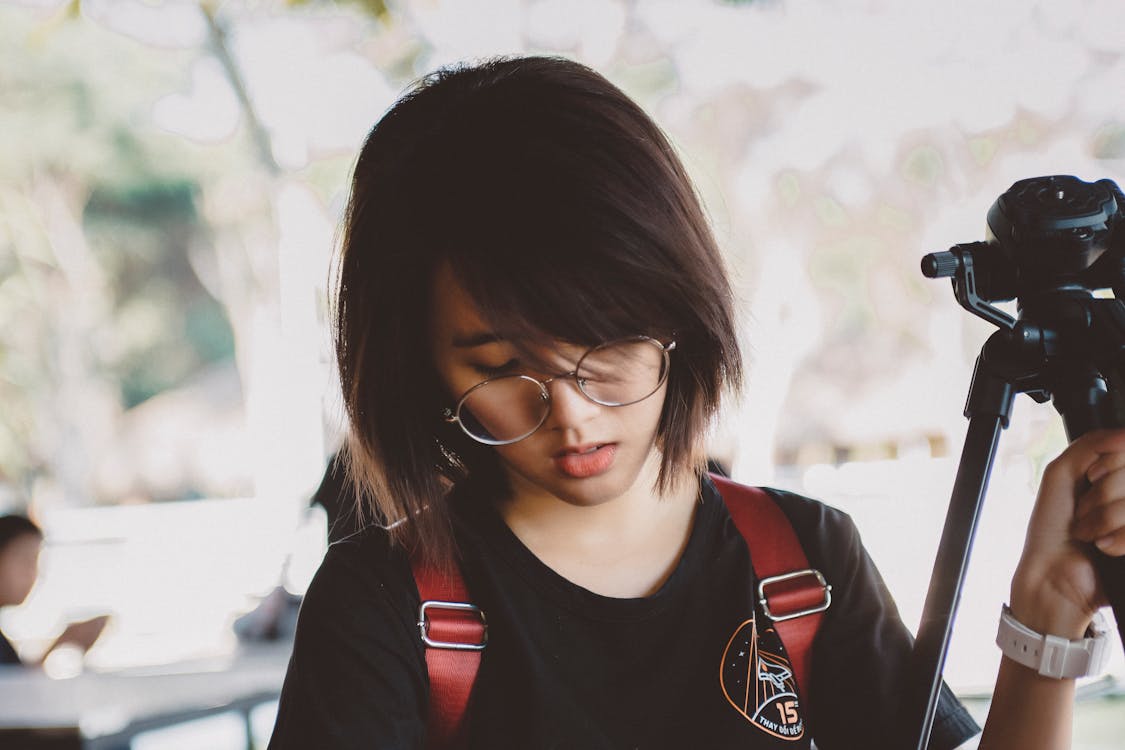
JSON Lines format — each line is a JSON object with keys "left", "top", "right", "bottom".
{"left": 1043, "top": 429, "right": 1125, "bottom": 486}
{"left": 1086, "top": 450, "right": 1125, "bottom": 484}
{"left": 1073, "top": 463, "right": 1125, "bottom": 555}
{"left": 1088, "top": 528, "right": 1125, "bottom": 556}
{"left": 1030, "top": 427, "right": 1125, "bottom": 539}
{"left": 1013, "top": 431, "right": 1125, "bottom": 634}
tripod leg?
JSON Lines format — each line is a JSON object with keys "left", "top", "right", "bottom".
{"left": 899, "top": 414, "right": 1006, "bottom": 750}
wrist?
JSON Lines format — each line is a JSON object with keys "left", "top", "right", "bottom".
{"left": 1009, "top": 576, "right": 1091, "bottom": 640}
{"left": 1007, "top": 601, "right": 1089, "bottom": 641}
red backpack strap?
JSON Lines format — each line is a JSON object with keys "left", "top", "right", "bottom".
{"left": 709, "top": 474, "right": 831, "bottom": 709}
{"left": 411, "top": 556, "right": 487, "bottom": 750}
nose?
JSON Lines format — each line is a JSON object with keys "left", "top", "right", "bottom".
{"left": 543, "top": 374, "right": 601, "bottom": 430}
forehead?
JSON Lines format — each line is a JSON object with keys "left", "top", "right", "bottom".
{"left": 429, "top": 263, "right": 591, "bottom": 363}
{"left": 430, "top": 261, "right": 491, "bottom": 343}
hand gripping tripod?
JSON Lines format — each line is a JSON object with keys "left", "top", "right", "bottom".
{"left": 899, "top": 175, "right": 1125, "bottom": 749}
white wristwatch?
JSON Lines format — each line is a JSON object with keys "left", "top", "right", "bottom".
{"left": 995, "top": 604, "right": 1110, "bottom": 679}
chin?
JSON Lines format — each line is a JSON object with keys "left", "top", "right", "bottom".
{"left": 509, "top": 452, "right": 657, "bottom": 507}
{"left": 495, "top": 425, "right": 667, "bottom": 506}
{"left": 549, "top": 476, "right": 636, "bottom": 507}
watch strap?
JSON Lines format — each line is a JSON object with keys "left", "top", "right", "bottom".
{"left": 995, "top": 604, "right": 1110, "bottom": 679}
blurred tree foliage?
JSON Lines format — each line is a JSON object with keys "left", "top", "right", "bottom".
{"left": 3, "top": 0, "right": 1119, "bottom": 506}
{"left": 84, "top": 180, "right": 234, "bottom": 408}
{"left": 0, "top": 0, "right": 412, "bottom": 507}
{"left": 0, "top": 7, "right": 234, "bottom": 502}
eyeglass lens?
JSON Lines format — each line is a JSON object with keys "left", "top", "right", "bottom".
{"left": 459, "top": 376, "right": 548, "bottom": 444}
{"left": 455, "top": 338, "right": 669, "bottom": 445}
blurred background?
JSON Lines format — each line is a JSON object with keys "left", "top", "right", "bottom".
{"left": 1, "top": 0, "right": 1123, "bottom": 747}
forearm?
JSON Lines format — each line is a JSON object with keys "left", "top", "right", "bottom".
{"left": 978, "top": 576, "right": 1090, "bottom": 749}
{"left": 978, "top": 657, "right": 1074, "bottom": 750}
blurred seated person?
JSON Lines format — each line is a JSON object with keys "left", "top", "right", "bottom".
{"left": 235, "top": 454, "right": 360, "bottom": 642}
{"left": 0, "top": 514, "right": 107, "bottom": 667}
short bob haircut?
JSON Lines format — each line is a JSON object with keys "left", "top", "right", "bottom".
{"left": 335, "top": 56, "right": 742, "bottom": 566}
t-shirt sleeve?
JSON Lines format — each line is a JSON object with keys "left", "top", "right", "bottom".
{"left": 268, "top": 529, "right": 428, "bottom": 750}
{"left": 769, "top": 490, "right": 981, "bottom": 750}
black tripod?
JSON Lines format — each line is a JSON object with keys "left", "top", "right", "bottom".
{"left": 899, "top": 175, "right": 1125, "bottom": 749}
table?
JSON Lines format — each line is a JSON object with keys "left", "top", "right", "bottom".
{"left": 0, "top": 641, "right": 290, "bottom": 749}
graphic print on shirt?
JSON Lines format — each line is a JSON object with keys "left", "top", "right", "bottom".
{"left": 719, "top": 618, "right": 804, "bottom": 741}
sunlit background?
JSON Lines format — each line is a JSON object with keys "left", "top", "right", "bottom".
{"left": 1, "top": 0, "right": 1124, "bottom": 747}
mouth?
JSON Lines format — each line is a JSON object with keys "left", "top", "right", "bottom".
{"left": 553, "top": 443, "right": 618, "bottom": 478}
{"left": 554, "top": 442, "right": 610, "bottom": 457}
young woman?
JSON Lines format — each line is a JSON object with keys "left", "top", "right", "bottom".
{"left": 268, "top": 56, "right": 1125, "bottom": 749}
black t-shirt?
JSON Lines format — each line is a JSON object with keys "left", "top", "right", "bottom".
{"left": 269, "top": 478, "right": 980, "bottom": 749}
{"left": 0, "top": 627, "right": 20, "bottom": 666}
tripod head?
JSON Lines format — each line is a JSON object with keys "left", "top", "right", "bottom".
{"left": 922, "top": 175, "right": 1125, "bottom": 330}
{"left": 921, "top": 175, "right": 1125, "bottom": 436}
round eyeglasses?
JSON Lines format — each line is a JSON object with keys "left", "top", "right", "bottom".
{"left": 442, "top": 336, "right": 676, "bottom": 445}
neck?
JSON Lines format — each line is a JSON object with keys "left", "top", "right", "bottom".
{"left": 497, "top": 452, "right": 701, "bottom": 597}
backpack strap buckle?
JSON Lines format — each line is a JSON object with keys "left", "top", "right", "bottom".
{"left": 418, "top": 600, "right": 488, "bottom": 651}
{"left": 758, "top": 568, "right": 832, "bottom": 623}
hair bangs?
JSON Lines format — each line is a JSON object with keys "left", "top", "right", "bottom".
{"left": 443, "top": 231, "right": 679, "bottom": 355}
{"left": 431, "top": 143, "right": 685, "bottom": 350}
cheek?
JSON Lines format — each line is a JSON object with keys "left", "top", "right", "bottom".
{"left": 491, "top": 438, "right": 542, "bottom": 468}
{"left": 627, "top": 386, "right": 668, "bottom": 435}
{"left": 24, "top": 559, "right": 38, "bottom": 587}
{"left": 0, "top": 571, "right": 25, "bottom": 602}
{"left": 15, "top": 562, "right": 35, "bottom": 591}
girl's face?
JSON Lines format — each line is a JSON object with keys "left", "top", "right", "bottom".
{"left": 0, "top": 533, "right": 41, "bottom": 607}
{"left": 429, "top": 263, "right": 668, "bottom": 507}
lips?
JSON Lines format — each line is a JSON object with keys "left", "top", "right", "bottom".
{"left": 553, "top": 443, "right": 618, "bottom": 479}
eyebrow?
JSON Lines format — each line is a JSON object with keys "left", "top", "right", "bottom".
{"left": 451, "top": 331, "right": 505, "bottom": 348}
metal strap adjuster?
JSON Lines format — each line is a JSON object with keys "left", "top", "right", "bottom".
{"left": 757, "top": 568, "right": 832, "bottom": 623}
{"left": 418, "top": 600, "right": 488, "bottom": 651}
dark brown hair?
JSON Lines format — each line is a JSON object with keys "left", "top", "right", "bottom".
{"left": 334, "top": 56, "right": 742, "bottom": 566}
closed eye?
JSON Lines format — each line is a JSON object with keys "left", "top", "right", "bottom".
{"left": 471, "top": 358, "right": 520, "bottom": 377}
